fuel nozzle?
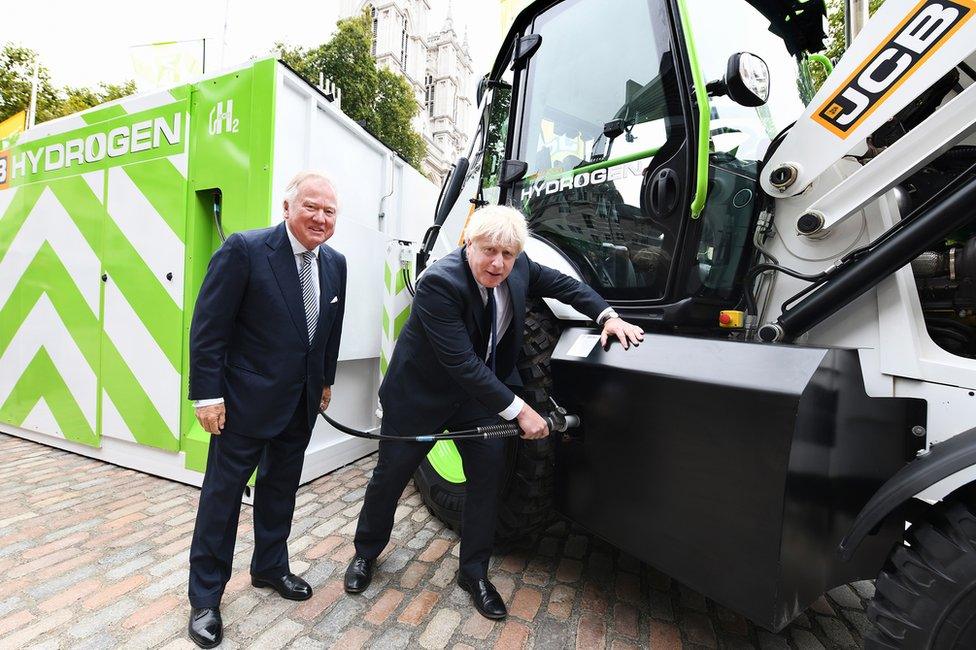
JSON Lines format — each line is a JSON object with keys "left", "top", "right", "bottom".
{"left": 545, "top": 397, "right": 581, "bottom": 436}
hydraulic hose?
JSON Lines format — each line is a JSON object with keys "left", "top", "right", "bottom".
{"left": 319, "top": 408, "right": 580, "bottom": 442}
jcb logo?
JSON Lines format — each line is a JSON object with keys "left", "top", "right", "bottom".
{"left": 813, "top": 0, "right": 975, "bottom": 138}
{"left": 208, "top": 100, "right": 240, "bottom": 136}
{"left": 0, "top": 151, "right": 9, "bottom": 189}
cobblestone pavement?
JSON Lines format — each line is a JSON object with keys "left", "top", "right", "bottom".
{"left": 0, "top": 433, "right": 876, "bottom": 649}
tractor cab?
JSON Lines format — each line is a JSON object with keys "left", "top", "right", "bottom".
{"left": 426, "top": 0, "right": 825, "bottom": 329}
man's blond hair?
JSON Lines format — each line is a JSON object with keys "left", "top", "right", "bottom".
{"left": 464, "top": 205, "right": 529, "bottom": 254}
{"left": 284, "top": 170, "right": 338, "bottom": 205}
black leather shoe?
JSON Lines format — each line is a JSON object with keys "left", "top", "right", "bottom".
{"left": 458, "top": 574, "right": 507, "bottom": 620}
{"left": 344, "top": 555, "right": 374, "bottom": 594}
{"left": 188, "top": 606, "right": 222, "bottom": 648}
{"left": 250, "top": 572, "right": 312, "bottom": 601}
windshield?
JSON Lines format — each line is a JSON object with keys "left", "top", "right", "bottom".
{"left": 515, "top": 0, "right": 684, "bottom": 300}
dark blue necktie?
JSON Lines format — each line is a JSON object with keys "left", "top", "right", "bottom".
{"left": 486, "top": 287, "right": 497, "bottom": 373}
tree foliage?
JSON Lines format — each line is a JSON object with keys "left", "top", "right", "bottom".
{"left": 0, "top": 42, "right": 136, "bottom": 126}
{"left": 277, "top": 10, "right": 427, "bottom": 171}
{"left": 811, "top": 0, "right": 887, "bottom": 89}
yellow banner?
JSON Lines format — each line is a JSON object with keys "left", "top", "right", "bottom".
{"left": 500, "top": 0, "right": 533, "bottom": 31}
{"left": 0, "top": 111, "right": 27, "bottom": 140}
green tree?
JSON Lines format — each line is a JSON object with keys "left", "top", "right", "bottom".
{"left": 275, "top": 9, "right": 428, "bottom": 171}
{"left": 811, "top": 0, "right": 886, "bottom": 88}
{"left": 0, "top": 43, "right": 61, "bottom": 123}
{"left": 374, "top": 68, "right": 426, "bottom": 167}
{"left": 56, "top": 81, "right": 137, "bottom": 119}
{"left": 1, "top": 43, "right": 136, "bottom": 126}
{"left": 310, "top": 10, "right": 378, "bottom": 126}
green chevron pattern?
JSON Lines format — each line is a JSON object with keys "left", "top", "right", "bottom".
{"left": 0, "top": 93, "right": 189, "bottom": 451}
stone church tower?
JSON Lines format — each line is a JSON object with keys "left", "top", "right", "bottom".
{"left": 340, "top": 0, "right": 474, "bottom": 183}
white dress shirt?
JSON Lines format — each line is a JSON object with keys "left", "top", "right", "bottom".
{"left": 194, "top": 222, "right": 320, "bottom": 408}
{"left": 477, "top": 281, "right": 614, "bottom": 421}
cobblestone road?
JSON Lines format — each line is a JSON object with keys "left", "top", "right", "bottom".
{"left": 0, "top": 434, "right": 875, "bottom": 648}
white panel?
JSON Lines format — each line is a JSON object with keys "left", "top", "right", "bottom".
{"left": 106, "top": 166, "right": 184, "bottom": 305}
{"left": 0, "top": 295, "right": 97, "bottom": 430}
{"left": 23, "top": 398, "right": 60, "bottom": 439}
{"left": 103, "top": 280, "right": 180, "bottom": 436}
{"left": 101, "top": 389, "right": 138, "bottom": 443}
{"left": 82, "top": 171, "right": 104, "bottom": 203}
{"left": 0, "top": 188, "right": 101, "bottom": 314}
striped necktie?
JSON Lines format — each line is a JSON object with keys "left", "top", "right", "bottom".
{"left": 299, "top": 250, "right": 318, "bottom": 343}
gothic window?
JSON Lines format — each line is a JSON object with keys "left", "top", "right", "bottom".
{"left": 370, "top": 6, "right": 377, "bottom": 57}
{"left": 425, "top": 74, "right": 435, "bottom": 117}
{"left": 401, "top": 18, "right": 409, "bottom": 68}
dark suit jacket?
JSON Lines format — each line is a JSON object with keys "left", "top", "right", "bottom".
{"left": 378, "top": 245, "right": 608, "bottom": 437}
{"left": 188, "top": 222, "right": 347, "bottom": 438}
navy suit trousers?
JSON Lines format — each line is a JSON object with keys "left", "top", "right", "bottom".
{"left": 354, "top": 412, "right": 505, "bottom": 580}
{"left": 188, "top": 393, "right": 311, "bottom": 608}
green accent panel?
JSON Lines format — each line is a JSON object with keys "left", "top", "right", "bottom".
{"left": 808, "top": 53, "right": 833, "bottom": 76}
{"left": 180, "top": 58, "right": 279, "bottom": 472}
{"left": 384, "top": 263, "right": 392, "bottom": 293}
{"left": 169, "top": 85, "right": 191, "bottom": 101}
{"left": 676, "top": 0, "right": 710, "bottom": 218}
{"left": 1, "top": 350, "right": 98, "bottom": 447}
{"left": 48, "top": 178, "right": 182, "bottom": 368}
{"left": 183, "top": 422, "right": 211, "bottom": 472}
{"left": 122, "top": 159, "right": 188, "bottom": 241}
{"left": 427, "top": 440, "right": 466, "bottom": 483}
{"left": 382, "top": 307, "right": 391, "bottom": 339}
{"left": 80, "top": 105, "right": 128, "bottom": 125}
{"left": 3, "top": 102, "right": 188, "bottom": 188}
{"left": 393, "top": 306, "right": 410, "bottom": 340}
{"left": 380, "top": 349, "right": 388, "bottom": 375}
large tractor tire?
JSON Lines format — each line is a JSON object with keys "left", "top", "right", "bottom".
{"left": 865, "top": 498, "right": 976, "bottom": 649}
{"left": 413, "top": 300, "right": 560, "bottom": 543}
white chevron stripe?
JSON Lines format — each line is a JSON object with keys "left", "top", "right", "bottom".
{"left": 0, "top": 186, "right": 15, "bottom": 220}
{"left": 0, "top": 188, "right": 101, "bottom": 314}
{"left": 23, "top": 397, "right": 60, "bottom": 438}
{"left": 106, "top": 166, "right": 184, "bottom": 306}
{"left": 0, "top": 295, "right": 97, "bottom": 430}
{"left": 82, "top": 170, "right": 104, "bottom": 203}
{"left": 124, "top": 90, "right": 184, "bottom": 115}
{"left": 103, "top": 280, "right": 180, "bottom": 437}
{"left": 169, "top": 153, "right": 188, "bottom": 178}
{"left": 101, "top": 389, "right": 137, "bottom": 443}
{"left": 16, "top": 115, "right": 87, "bottom": 145}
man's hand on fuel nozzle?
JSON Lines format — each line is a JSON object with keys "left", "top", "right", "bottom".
{"left": 601, "top": 317, "right": 644, "bottom": 350}
{"left": 321, "top": 386, "right": 332, "bottom": 412}
{"left": 196, "top": 403, "right": 226, "bottom": 435}
{"left": 516, "top": 403, "right": 549, "bottom": 440}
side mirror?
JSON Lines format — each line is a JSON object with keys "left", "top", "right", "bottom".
{"left": 706, "top": 52, "right": 770, "bottom": 108}
{"left": 476, "top": 76, "right": 489, "bottom": 106}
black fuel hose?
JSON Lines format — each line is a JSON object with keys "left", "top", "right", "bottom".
{"left": 319, "top": 409, "right": 580, "bottom": 442}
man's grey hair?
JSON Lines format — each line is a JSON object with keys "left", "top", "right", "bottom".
{"left": 464, "top": 205, "right": 529, "bottom": 254}
{"left": 284, "top": 170, "right": 338, "bottom": 205}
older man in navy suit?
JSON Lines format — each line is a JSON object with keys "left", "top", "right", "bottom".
{"left": 185, "top": 171, "right": 346, "bottom": 648}
{"left": 345, "top": 205, "right": 643, "bottom": 619}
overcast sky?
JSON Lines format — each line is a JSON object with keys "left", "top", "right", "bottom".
{"left": 1, "top": 1, "right": 502, "bottom": 98}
